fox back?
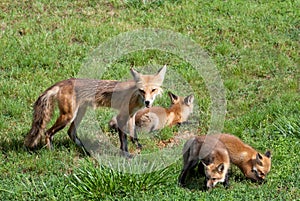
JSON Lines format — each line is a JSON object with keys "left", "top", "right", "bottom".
{"left": 217, "top": 134, "right": 271, "bottom": 181}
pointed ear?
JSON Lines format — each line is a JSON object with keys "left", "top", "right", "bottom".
{"left": 168, "top": 92, "right": 178, "bottom": 104}
{"left": 265, "top": 150, "right": 271, "bottom": 158}
{"left": 217, "top": 163, "right": 225, "bottom": 173}
{"left": 256, "top": 153, "right": 263, "bottom": 160}
{"left": 130, "top": 68, "right": 141, "bottom": 82}
{"left": 256, "top": 153, "right": 263, "bottom": 165}
{"left": 157, "top": 64, "right": 167, "bottom": 76}
{"left": 154, "top": 65, "right": 167, "bottom": 85}
{"left": 202, "top": 156, "right": 214, "bottom": 166}
{"left": 184, "top": 94, "right": 194, "bottom": 106}
{"left": 201, "top": 160, "right": 208, "bottom": 167}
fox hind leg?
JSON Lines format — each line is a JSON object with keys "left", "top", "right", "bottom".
{"left": 67, "top": 104, "right": 87, "bottom": 147}
{"left": 45, "top": 97, "right": 76, "bottom": 149}
{"left": 45, "top": 113, "right": 74, "bottom": 149}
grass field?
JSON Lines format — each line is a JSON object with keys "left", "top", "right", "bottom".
{"left": 0, "top": 0, "right": 299, "bottom": 200}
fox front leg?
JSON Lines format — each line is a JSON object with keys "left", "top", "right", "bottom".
{"left": 223, "top": 172, "right": 230, "bottom": 189}
{"left": 117, "top": 127, "right": 132, "bottom": 158}
{"left": 128, "top": 114, "right": 142, "bottom": 149}
{"left": 116, "top": 114, "right": 134, "bottom": 158}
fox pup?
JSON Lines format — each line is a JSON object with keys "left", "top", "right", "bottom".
{"left": 179, "top": 135, "right": 230, "bottom": 189}
{"left": 216, "top": 133, "right": 271, "bottom": 182}
{"left": 109, "top": 92, "right": 194, "bottom": 133}
{"left": 24, "top": 66, "right": 167, "bottom": 156}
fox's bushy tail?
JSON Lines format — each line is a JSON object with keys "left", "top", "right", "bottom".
{"left": 24, "top": 86, "right": 59, "bottom": 149}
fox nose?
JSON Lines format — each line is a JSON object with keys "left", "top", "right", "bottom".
{"left": 258, "top": 176, "right": 265, "bottom": 182}
{"left": 206, "top": 184, "right": 213, "bottom": 190}
{"left": 145, "top": 100, "right": 150, "bottom": 108}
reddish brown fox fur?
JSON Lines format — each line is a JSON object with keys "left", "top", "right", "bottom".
{"left": 24, "top": 66, "right": 167, "bottom": 156}
{"left": 179, "top": 135, "right": 230, "bottom": 189}
{"left": 216, "top": 133, "right": 271, "bottom": 182}
{"left": 109, "top": 92, "right": 194, "bottom": 133}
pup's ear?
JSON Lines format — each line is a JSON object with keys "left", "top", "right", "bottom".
{"left": 201, "top": 156, "right": 214, "bottom": 166}
{"left": 184, "top": 95, "right": 194, "bottom": 106}
{"left": 255, "top": 153, "right": 263, "bottom": 166}
{"left": 217, "top": 163, "right": 225, "bottom": 173}
{"left": 265, "top": 150, "right": 271, "bottom": 158}
{"left": 168, "top": 92, "right": 179, "bottom": 104}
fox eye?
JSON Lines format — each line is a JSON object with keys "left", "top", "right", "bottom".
{"left": 212, "top": 178, "right": 216, "bottom": 181}
{"left": 139, "top": 89, "right": 145, "bottom": 94}
{"left": 151, "top": 88, "right": 157, "bottom": 92}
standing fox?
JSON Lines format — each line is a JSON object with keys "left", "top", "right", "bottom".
{"left": 216, "top": 133, "right": 271, "bottom": 182}
{"left": 109, "top": 92, "right": 194, "bottom": 133}
{"left": 24, "top": 66, "right": 167, "bottom": 156}
{"left": 179, "top": 135, "right": 230, "bottom": 189}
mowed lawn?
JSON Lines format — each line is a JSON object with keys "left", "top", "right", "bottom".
{"left": 0, "top": 0, "right": 299, "bottom": 200}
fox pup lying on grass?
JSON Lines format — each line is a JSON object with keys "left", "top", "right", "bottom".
{"left": 216, "top": 133, "right": 271, "bottom": 182}
{"left": 24, "top": 66, "right": 167, "bottom": 156}
{"left": 109, "top": 92, "right": 194, "bottom": 133}
{"left": 179, "top": 135, "right": 230, "bottom": 189}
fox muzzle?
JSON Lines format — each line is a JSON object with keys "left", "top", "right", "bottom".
{"left": 145, "top": 100, "right": 150, "bottom": 108}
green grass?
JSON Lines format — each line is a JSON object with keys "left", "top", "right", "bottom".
{"left": 0, "top": 0, "right": 299, "bottom": 200}
{"left": 69, "top": 160, "right": 177, "bottom": 200}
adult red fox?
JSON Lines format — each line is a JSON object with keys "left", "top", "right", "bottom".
{"left": 109, "top": 92, "right": 194, "bottom": 133}
{"left": 179, "top": 135, "right": 230, "bottom": 189}
{"left": 24, "top": 66, "right": 167, "bottom": 156}
{"left": 216, "top": 133, "right": 271, "bottom": 182}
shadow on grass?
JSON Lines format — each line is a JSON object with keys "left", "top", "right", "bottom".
{"left": 183, "top": 179, "right": 207, "bottom": 191}
{"left": 180, "top": 169, "right": 263, "bottom": 191}
{"left": 180, "top": 169, "right": 208, "bottom": 191}
{"left": 231, "top": 173, "right": 268, "bottom": 185}
{"left": 0, "top": 134, "right": 25, "bottom": 153}
{"left": 0, "top": 132, "right": 88, "bottom": 157}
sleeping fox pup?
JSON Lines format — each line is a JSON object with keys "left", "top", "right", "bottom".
{"left": 216, "top": 133, "right": 271, "bottom": 182}
{"left": 109, "top": 92, "right": 194, "bottom": 133}
{"left": 179, "top": 135, "right": 230, "bottom": 189}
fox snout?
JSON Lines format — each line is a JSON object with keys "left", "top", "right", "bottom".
{"left": 145, "top": 100, "right": 151, "bottom": 108}
{"left": 206, "top": 182, "right": 214, "bottom": 189}
{"left": 137, "top": 89, "right": 157, "bottom": 108}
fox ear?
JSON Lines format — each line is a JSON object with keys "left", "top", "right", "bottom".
{"left": 154, "top": 65, "right": 167, "bottom": 85}
{"left": 217, "top": 163, "right": 225, "bottom": 173}
{"left": 256, "top": 153, "right": 264, "bottom": 166}
{"left": 201, "top": 159, "right": 209, "bottom": 167}
{"left": 202, "top": 156, "right": 214, "bottom": 166}
{"left": 184, "top": 95, "right": 194, "bottom": 106}
{"left": 168, "top": 92, "right": 178, "bottom": 104}
{"left": 256, "top": 153, "right": 263, "bottom": 161}
{"left": 157, "top": 64, "right": 167, "bottom": 76}
{"left": 130, "top": 68, "right": 141, "bottom": 82}
{"left": 265, "top": 150, "right": 271, "bottom": 158}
